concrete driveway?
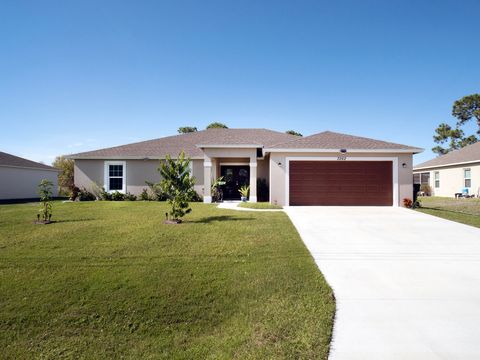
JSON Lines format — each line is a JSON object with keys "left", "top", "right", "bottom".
{"left": 285, "top": 207, "right": 480, "bottom": 360}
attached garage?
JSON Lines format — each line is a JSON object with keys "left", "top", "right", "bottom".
{"left": 265, "top": 131, "right": 423, "bottom": 207}
{"left": 0, "top": 151, "right": 60, "bottom": 201}
{"left": 289, "top": 160, "right": 393, "bottom": 206}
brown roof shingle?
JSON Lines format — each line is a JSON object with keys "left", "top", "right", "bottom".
{"left": 0, "top": 151, "right": 59, "bottom": 171}
{"left": 414, "top": 142, "right": 480, "bottom": 169}
{"left": 268, "top": 131, "right": 422, "bottom": 151}
{"left": 68, "top": 129, "right": 298, "bottom": 159}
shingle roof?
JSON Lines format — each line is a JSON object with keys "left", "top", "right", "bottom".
{"left": 0, "top": 151, "right": 59, "bottom": 171}
{"left": 414, "top": 142, "right": 480, "bottom": 169}
{"left": 267, "top": 131, "right": 422, "bottom": 152}
{"left": 68, "top": 128, "right": 298, "bottom": 159}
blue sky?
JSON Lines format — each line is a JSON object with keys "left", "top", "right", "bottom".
{"left": 1, "top": 0, "right": 479, "bottom": 165}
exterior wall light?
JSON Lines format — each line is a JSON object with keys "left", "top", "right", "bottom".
{"left": 402, "top": 163, "right": 407, "bottom": 168}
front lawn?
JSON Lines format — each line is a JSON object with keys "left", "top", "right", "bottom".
{"left": 416, "top": 196, "right": 480, "bottom": 228}
{"left": 0, "top": 201, "right": 334, "bottom": 359}
{"left": 238, "top": 202, "right": 283, "bottom": 210}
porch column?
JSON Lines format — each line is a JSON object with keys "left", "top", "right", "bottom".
{"left": 203, "top": 157, "right": 212, "bottom": 203}
{"left": 249, "top": 157, "right": 257, "bottom": 202}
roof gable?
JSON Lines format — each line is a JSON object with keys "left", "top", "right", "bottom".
{"left": 267, "top": 131, "right": 422, "bottom": 152}
{"left": 414, "top": 142, "right": 480, "bottom": 169}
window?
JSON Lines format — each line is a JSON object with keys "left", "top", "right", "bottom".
{"left": 434, "top": 171, "right": 440, "bottom": 188}
{"left": 414, "top": 172, "right": 430, "bottom": 185}
{"left": 464, "top": 168, "right": 471, "bottom": 188}
{"left": 104, "top": 161, "right": 126, "bottom": 192}
{"left": 420, "top": 172, "right": 430, "bottom": 185}
{"left": 413, "top": 174, "right": 420, "bottom": 184}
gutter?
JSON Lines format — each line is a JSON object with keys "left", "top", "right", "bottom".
{"left": 66, "top": 155, "right": 205, "bottom": 160}
{"left": 263, "top": 148, "right": 424, "bottom": 155}
{"left": 0, "top": 164, "right": 61, "bottom": 172}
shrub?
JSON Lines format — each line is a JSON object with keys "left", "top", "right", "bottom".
{"left": 111, "top": 191, "right": 125, "bottom": 201}
{"left": 124, "top": 192, "right": 137, "bottom": 201}
{"left": 420, "top": 184, "right": 432, "bottom": 196}
{"left": 403, "top": 198, "right": 413, "bottom": 208}
{"left": 70, "top": 186, "right": 80, "bottom": 201}
{"left": 139, "top": 188, "right": 150, "bottom": 201}
{"left": 211, "top": 176, "right": 226, "bottom": 203}
{"left": 413, "top": 199, "right": 422, "bottom": 208}
{"left": 145, "top": 181, "right": 167, "bottom": 201}
{"left": 78, "top": 188, "right": 96, "bottom": 201}
{"left": 99, "top": 187, "right": 112, "bottom": 201}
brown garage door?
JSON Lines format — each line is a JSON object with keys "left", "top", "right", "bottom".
{"left": 289, "top": 161, "right": 393, "bottom": 206}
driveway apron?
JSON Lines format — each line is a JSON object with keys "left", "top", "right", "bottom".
{"left": 285, "top": 206, "right": 480, "bottom": 360}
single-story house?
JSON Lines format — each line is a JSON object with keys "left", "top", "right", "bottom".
{"left": 69, "top": 129, "right": 422, "bottom": 206}
{"left": 413, "top": 142, "right": 480, "bottom": 197}
{"left": 0, "top": 151, "right": 60, "bottom": 201}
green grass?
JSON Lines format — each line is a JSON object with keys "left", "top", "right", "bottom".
{"left": 238, "top": 202, "right": 283, "bottom": 210}
{"left": 0, "top": 201, "right": 334, "bottom": 359}
{"left": 416, "top": 196, "right": 480, "bottom": 228}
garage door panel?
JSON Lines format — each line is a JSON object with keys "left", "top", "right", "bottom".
{"left": 289, "top": 161, "right": 393, "bottom": 206}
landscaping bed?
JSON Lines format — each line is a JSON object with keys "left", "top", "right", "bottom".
{"left": 0, "top": 201, "right": 334, "bottom": 359}
{"left": 416, "top": 196, "right": 480, "bottom": 228}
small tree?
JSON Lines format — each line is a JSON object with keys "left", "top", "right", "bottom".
{"left": 453, "top": 94, "right": 480, "bottom": 133}
{"left": 206, "top": 122, "right": 228, "bottom": 129}
{"left": 52, "top": 155, "right": 74, "bottom": 196}
{"left": 159, "top": 151, "right": 196, "bottom": 222}
{"left": 38, "top": 179, "right": 53, "bottom": 222}
{"left": 178, "top": 126, "right": 198, "bottom": 133}
{"left": 286, "top": 130, "right": 303, "bottom": 136}
{"left": 432, "top": 94, "right": 479, "bottom": 155}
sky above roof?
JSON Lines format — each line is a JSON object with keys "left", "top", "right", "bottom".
{"left": 1, "top": 0, "right": 479, "bottom": 165}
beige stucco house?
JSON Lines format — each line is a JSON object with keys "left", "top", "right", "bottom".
{"left": 413, "top": 142, "right": 480, "bottom": 197}
{"left": 69, "top": 129, "right": 422, "bottom": 206}
{"left": 0, "top": 151, "right": 59, "bottom": 201}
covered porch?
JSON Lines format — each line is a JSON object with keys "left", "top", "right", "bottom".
{"left": 199, "top": 146, "right": 268, "bottom": 203}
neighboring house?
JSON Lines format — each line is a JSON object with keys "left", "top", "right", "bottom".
{"left": 413, "top": 142, "right": 480, "bottom": 197}
{"left": 0, "top": 151, "right": 60, "bottom": 201}
{"left": 69, "top": 129, "right": 422, "bottom": 206}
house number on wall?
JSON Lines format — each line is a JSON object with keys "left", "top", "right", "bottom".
{"left": 337, "top": 156, "right": 347, "bottom": 161}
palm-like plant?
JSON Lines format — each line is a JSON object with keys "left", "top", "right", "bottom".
{"left": 38, "top": 179, "right": 53, "bottom": 222}
{"left": 211, "top": 176, "right": 226, "bottom": 202}
{"left": 159, "top": 151, "right": 196, "bottom": 222}
{"left": 239, "top": 185, "right": 250, "bottom": 201}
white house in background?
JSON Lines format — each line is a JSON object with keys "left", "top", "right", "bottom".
{"left": 413, "top": 142, "right": 480, "bottom": 197}
{"left": 0, "top": 151, "right": 60, "bottom": 201}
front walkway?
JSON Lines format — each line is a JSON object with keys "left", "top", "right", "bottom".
{"left": 216, "top": 201, "right": 283, "bottom": 212}
{"left": 285, "top": 206, "right": 480, "bottom": 360}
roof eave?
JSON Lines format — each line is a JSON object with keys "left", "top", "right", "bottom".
{"left": 413, "top": 159, "right": 480, "bottom": 171}
{"left": 67, "top": 155, "right": 204, "bottom": 160}
{"left": 263, "top": 148, "right": 424, "bottom": 154}
{"left": 0, "top": 164, "right": 61, "bottom": 172}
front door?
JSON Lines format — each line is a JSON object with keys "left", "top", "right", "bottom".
{"left": 220, "top": 165, "right": 250, "bottom": 200}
